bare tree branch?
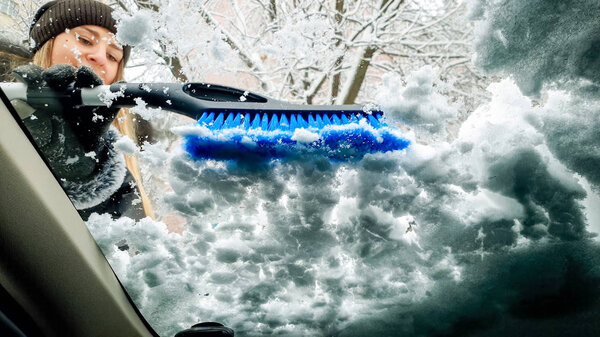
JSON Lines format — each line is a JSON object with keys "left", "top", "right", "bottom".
{"left": 197, "top": 5, "right": 272, "bottom": 91}
{"left": 337, "top": 0, "right": 404, "bottom": 104}
{"left": 109, "top": 0, "right": 485, "bottom": 110}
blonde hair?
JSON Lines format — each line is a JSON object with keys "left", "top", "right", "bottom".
{"left": 34, "top": 38, "right": 155, "bottom": 219}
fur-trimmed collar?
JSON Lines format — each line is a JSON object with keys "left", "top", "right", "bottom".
{"left": 61, "top": 128, "right": 127, "bottom": 210}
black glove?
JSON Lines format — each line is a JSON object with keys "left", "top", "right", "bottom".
{"left": 14, "top": 64, "right": 122, "bottom": 185}
{"left": 13, "top": 64, "right": 120, "bottom": 152}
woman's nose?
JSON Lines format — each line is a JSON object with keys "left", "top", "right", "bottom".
{"left": 86, "top": 46, "right": 107, "bottom": 66}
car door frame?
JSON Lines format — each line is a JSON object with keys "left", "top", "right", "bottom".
{"left": 0, "top": 87, "right": 157, "bottom": 337}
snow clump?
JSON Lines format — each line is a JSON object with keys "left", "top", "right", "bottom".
{"left": 114, "top": 136, "right": 138, "bottom": 155}
{"left": 290, "top": 128, "right": 320, "bottom": 143}
{"left": 115, "top": 10, "right": 154, "bottom": 47}
{"left": 377, "top": 66, "right": 457, "bottom": 139}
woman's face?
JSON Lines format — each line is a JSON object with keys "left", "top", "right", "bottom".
{"left": 51, "top": 25, "right": 123, "bottom": 84}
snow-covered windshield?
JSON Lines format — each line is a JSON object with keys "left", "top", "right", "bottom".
{"left": 7, "top": 0, "right": 600, "bottom": 336}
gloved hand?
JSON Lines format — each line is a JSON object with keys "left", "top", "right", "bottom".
{"left": 13, "top": 64, "right": 120, "bottom": 152}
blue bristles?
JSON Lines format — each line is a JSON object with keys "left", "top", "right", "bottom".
{"left": 184, "top": 110, "right": 410, "bottom": 161}
{"left": 195, "top": 111, "right": 389, "bottom": 132}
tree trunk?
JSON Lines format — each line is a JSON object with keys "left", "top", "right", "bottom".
{"left": 341, "top": 46, "right": 376, "bottom": 104}
{"left": 331, "top": 0, "right": 345, "bottom": 103}
{"left": 338, "top": 0, "right": 403, "bottom": 104}
{"left": 268, "top": 0, "right": 277, "bottom": 21}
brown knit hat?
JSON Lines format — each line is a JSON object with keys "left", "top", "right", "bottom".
{"left": 30, "top": 0, "right": 130, "bottom": 64}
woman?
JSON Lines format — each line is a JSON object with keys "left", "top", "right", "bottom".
{"left": 15, "top": 0, "right": 153, "bottom": 220}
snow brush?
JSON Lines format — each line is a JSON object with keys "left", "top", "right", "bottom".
{"left": 0, "top": 82, "right": 409, "bottom": 161}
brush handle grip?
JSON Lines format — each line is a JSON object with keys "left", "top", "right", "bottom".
{"left": 1, "top": 82, "right": 85, "bottom": 112}
{"left": 1, "top": 82, "right": 379, "bottom": 120}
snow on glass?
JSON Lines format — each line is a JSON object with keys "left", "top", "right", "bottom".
{"left": 84, "top": 1, "right": 600, "bottom": 336}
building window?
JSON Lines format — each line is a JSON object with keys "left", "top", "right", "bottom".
{"left": 0, "top": 0, "right": 18, "bottom": 17}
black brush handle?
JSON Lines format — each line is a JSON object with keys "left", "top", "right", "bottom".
{"left": 1, "top": 82, "right": 381, "bottom": 120}
{"left": 101, "top": 83, "right": 376, "bottom": 119}
{"left": 0, "top": 82, "right": 84, "bottom": 111}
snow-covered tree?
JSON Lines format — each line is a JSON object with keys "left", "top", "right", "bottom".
{"left": 111, "top": 0, "right": 487, "bottom": 112}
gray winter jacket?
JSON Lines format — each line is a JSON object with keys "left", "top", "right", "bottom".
{"left": 20, "top": 104, "right": 146, "bottom": 220}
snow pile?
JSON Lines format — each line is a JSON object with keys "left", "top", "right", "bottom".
{"left": 533, "top": 91, "right": 600, "bottom": 191}
{"left": 470, "top": 0, "right": 600, "bottom": 193}
{"left": 377, "top": 66, "right": 458, "bottom": 139}
{"left": 82, "top": 1, "right": 600, "bottom": 336}
{"left": 87, "top": 78, "right": 600, "bottom": 336}
{"left": 469, "top": 0, "right": 600, "bottom": 96}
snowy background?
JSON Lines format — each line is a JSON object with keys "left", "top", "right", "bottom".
{"left": 13, "top": 0, "right": 600, "bottom": 336}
